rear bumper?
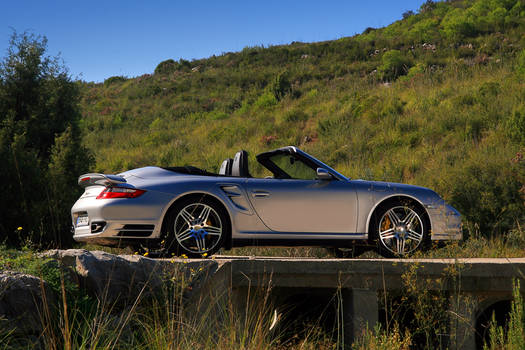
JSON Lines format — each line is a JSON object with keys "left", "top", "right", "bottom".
{"left": 73, "top": 220, "right": 159, "bottom": 243}
{"left": 71, "top": 190, "right": 172, "bottom": 243}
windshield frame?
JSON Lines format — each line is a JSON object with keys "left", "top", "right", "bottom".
{"left": 256, "top": 146, "right": 349, "bottom": 181}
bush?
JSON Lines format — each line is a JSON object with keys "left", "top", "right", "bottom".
{"left": 378, "top": 50, "right": 412, "bottom": 81}
{"left": 446, "top": 150, "right": 525, "bottom": 236}
{"left": 517, "top": 49, "right": 525, "bottom": 77}
{"left": 441, "top": 8, "right": 477, "bottom": 40}
{"left": 254, "top": 91, "right": 278, "bottom": 108}
{"left": 104, "top": 75, "right": 127, "bottom": 86}
{"left": 506, "top": 106, "right": 525, "bottom": 144}
{"left": 154, "top": 59, "right": 177, "bottom": 75}
{"left": 270, "top": 72, "right": 291, "bottom": 101}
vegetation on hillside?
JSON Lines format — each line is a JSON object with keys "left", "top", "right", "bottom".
{"left": 0, "top": 1, "right": 524, "bottom": 348}
{"left": 79, "top": 0, "right": 524, "bottom": 239}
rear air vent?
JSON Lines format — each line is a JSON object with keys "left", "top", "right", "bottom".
{"left": 116, "top": 224, "right": 155, "bottom": 237}
{"left": 91, "top": 221, "right": 106, "bottom": 233}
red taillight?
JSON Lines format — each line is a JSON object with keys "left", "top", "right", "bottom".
{"left": 96, "top": 187, "right": 146, "bottom": 199}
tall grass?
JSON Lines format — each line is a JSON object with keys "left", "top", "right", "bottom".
{"left": 22, "top": 269, "right": 338, "bottom": 350}
{"left": 1, "top": 244, "right": 524, "bottom": 349}
{"left": 483, "top": 281, "right": 525, "bottom": 350}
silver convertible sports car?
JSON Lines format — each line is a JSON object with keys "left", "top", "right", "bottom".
{"left": 72, "top": 146, "right": 462, "bottom": 257}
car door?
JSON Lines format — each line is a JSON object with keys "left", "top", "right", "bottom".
{"left": 244, "top": 178, "right": 358, "bottom": 233}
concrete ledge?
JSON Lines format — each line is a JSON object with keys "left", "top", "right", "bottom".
{"left": 39, "top": 251, "right": 525, "bottom": 350}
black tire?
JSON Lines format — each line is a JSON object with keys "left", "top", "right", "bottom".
{"left": 371, "top": 199, "right": 430, "bottom": 258}
{"left": 162, "top": 196, "right": 229, "bottom": 258}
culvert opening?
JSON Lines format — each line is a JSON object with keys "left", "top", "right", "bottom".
{"left": 270, "top": 287, "right": 341, "bottom": 345}
{"left": 378, "top": 292, "right": 449, "bottom": 349}
{"left": 475, "top": 299, "right": 512, "bottom": 349}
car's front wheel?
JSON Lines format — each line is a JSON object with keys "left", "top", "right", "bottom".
{"left": 164, "top": 197, "right": 228, "bottom": 258}
{"left": 373, "top": 200, "right": 429, "bottom": 257}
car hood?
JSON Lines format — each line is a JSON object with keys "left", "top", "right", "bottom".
{"left": 369, "top": 180, "right": 432, "bottom": 193}
{"left": 352, "top": 179, "right": 443, "bottom": 204}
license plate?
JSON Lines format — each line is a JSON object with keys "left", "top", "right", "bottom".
{"left": 76, "top": 215, "right": 89, "bottom": 227}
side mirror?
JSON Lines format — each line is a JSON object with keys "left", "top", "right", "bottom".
{"left": 316, "top": 168, "right": 333, "bottom": 180}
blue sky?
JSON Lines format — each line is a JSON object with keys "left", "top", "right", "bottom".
{"left": 0, "top": 0, "right": 425, "bottom": 82}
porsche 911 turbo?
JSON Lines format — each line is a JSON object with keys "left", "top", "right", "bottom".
{"left": 71, "top": 146, "right": 462, "bottom": 257}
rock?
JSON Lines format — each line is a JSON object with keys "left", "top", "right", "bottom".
{"left": 41, "top": 249, "right": 219, "bottom": 305}
{"left": 0, "top": 271, "right": 54, "bottom": 336}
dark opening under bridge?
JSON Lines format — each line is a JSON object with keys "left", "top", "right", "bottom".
{"left": 199, "top": 256, "right": 525, "bottom": 350}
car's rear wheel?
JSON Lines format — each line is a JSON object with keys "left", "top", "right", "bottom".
{"left": 164, "top": 197, "right": 228, "bottom": 258}
{"left": 373, "top": 200, "right": 429, "bottom": 257}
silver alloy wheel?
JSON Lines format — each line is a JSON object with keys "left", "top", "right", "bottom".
{"left": 378, "top": 206, "right": 424, "bottom": 255}
{"left": 174, "top": 203, "right": 223, "bottom": 254}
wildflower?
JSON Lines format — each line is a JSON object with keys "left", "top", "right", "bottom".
{"left": 202, "top": 252, "right": 208, "bottom": 257}
{"left": 181, "top": 254, "right": 188, "bottom": 259}
{"left": 161, "top": 240, "right": 165, "bottom": 244}
{"left": 144, "top": 251, "right": 149, "bottom": 257}
{"left": 17, "top": 227, "right": 22, "bottom": 231}
{"left": 134, "top": 251, "right": 139, "bottom": 255}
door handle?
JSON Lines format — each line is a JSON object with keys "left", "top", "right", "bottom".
{"left": 251, "top": 190, "right": 270, "bottom": 198}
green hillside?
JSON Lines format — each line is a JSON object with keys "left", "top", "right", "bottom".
{"left": 79, "top": 0, "right": 525, "bottom": 237}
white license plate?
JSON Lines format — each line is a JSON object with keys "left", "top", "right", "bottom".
{"left": 76, "top": 215, "right": 89, "bottom": 227}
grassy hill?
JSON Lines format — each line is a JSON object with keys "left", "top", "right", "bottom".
{"left": 78, "top": 0, "right": 525, "bottom": 237}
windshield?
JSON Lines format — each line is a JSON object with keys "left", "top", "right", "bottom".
{"left": 266, "top": 153, "right": 318, "bottom": 180}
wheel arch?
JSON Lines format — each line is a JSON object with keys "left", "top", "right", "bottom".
{"left": 160, "top": 192, "right": 233, "bottom": 250}
{"left": 366, "top": 195, "right": 431, "bottom": 242}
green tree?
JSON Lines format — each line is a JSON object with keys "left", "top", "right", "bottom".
{"left": 0, "top": 32, "right": 92, "bottom": 247}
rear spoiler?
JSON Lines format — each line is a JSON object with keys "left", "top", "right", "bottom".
{"left": 78, "top": 173, "right": 127, "bottom": 188}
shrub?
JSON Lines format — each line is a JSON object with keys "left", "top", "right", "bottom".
{"left": 154, "top": 59, "right": 177, "bottom": 75}
{"left": 420, "top": 0, "right": 436, "bottom": 13}
{"left": 517, "top": 49, "right": 525, "bottom": 77}
{"left": 283, "top": 109, "right": 309, "bottom": 123}
{"left": 441, "top": 9, "right": 477, "bottom": 40}
{"left": 445, "top": 150, "right": 525, "bottom": 237}
{"left": 506, "top": 106, "right": 525, "bottom": 144}
{"left": 378, "top": 50, "right": 412, "bottom": 81}
{"left": 402, "top": 10, "right": 415, "bottom": 19}
{"left": 254, "top": 91, "right": 278, "bottom": 108}
{"left": 104, "top": 75, "right": 127, "bottom": 86}
{"left": 270, "top": 72, "right": 291, "bottom": 101}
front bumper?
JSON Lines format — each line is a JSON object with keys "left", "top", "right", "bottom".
{"left": 427, "top": 204, "right": 462, "bottom": 240}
